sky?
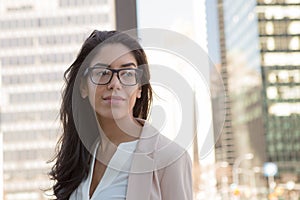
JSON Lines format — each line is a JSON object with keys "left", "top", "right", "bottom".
{"left": 137, "top": 0, "right": 195, "bottom": 28}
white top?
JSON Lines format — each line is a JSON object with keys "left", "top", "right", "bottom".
{"left": 69, "top": 140, "right": 138, "bottom": 200}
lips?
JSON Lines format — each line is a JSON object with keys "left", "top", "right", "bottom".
{"left": 102, "top": 95, "right": 125, "bottom": 105}
{"left": 102, "top": 96, "right": 125, "bottom": 101}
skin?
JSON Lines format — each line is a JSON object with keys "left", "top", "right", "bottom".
{"left": 80, "top": 43, "right": 144, "bottom": 197}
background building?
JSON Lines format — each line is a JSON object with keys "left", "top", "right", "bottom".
{"left": 221, "top": 0, "right": 267, "bottom": 169}
{"left": 207, "top": 0, "right": 236, "bottom": 168}
{"left": 207, "top": 0, "right": 267, "bottom": 168}
{"left": 256, "top": 0, "right": 300, "bottom": 181}
{"left": 207, "top": 0, "right": 300, "bottom": 193}
{"left": 0, "top": 0, "right": 115, "bottom": 199}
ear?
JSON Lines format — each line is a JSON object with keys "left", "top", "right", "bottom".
{"left": 80, "top": 79, "right": 88, "bottom": 99}
{"left": 136, "top": 87, "right": 142, "bottom": 99}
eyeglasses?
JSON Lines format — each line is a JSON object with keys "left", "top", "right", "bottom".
{"left": 84, "top": 66, "right": 143, "bottom": 86}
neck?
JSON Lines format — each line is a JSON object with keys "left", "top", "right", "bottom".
{"left": 97, "top": 115, "right": 142, "bottom": 145}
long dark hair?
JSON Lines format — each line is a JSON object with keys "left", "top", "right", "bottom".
{"left": 49, "top": 30, "right": 153, "bottom": 200}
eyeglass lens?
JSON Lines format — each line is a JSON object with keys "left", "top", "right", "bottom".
{"left": 90, "top": 68, "right": 139, "bottom": 85}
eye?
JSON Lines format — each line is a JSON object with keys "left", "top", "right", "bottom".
{"left": 101, "top": 70, "right": 111, "bottom": 76}
{"left": 94, "top": 69, "right": 111, "bottom": 76}
{"left": 120, "top": 70, "right": 135, "bottom": 77}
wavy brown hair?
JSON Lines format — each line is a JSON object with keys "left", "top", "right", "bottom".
{"left": 49, "top": 30, "right": 153, "bottom": 200}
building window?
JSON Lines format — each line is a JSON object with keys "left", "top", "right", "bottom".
{"left": 288, "top": 21, "right": 300, "bottom": 34}
{"left": 0, "top": 37, "right": 34, "bottom": 48}
{"left": 267, "top": 87, "right": 278, "bottom": 99}
{"left": 265, "top": 22, "right": 274, "bottom": 35}
{"left": 268, "top": 72, "right": 277, "bottom": 83}
{"left": 3, "top": 129, "right": 59, "bottom": 142}
{"left": 289, "top": 36, "right": 300, "bottom": 50}
{"left": 2, "top": 71, "right": 62, "bottom": 85}
{"left": 267, "top": 37, "right": 275, "bottom": 50}
{"left": 0, "top": 13, "right": 109, "bottom": 30}
{"left": 59, "top": 0, "right": 108, "bottom": 7}
{"left": 9, "top": 91, "right": 61, "bottom": 104}
{"left": 264, "top": 52, "right": 300, "bottom": 66}
{"left": 1, "top": 55, "right": 35, "bottom": 67}
{"left": 278, "top": 86, "right": 300, "bottom": 99}
{"left": 264, "top": 0, "right": 273, "bottom": 3}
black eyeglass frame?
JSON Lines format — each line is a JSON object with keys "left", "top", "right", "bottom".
{"left": 83, "top": 66, "right": 143, "bottom": 86}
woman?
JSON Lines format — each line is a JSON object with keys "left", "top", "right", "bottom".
{"left": 50, "top": 30, "right": 192, "bottom": 200}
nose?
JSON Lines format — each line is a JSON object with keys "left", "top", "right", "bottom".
{"left": 107, "top": 73, "right": 122, "bottom": 90}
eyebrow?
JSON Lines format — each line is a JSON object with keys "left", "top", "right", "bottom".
{"left": 93, "top": 62, "right": 137, "bottom": 68}
{"left": 121, "top": 62, "right": 137, "bottom": 68}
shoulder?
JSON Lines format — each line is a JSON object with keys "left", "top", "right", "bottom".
{"left": 136, "top": 119, "right": 191, "bottom": 170}
{"left": 155, "top": 133, "right": 192, "bottom": 172}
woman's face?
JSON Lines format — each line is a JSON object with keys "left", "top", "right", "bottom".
{"left": 81, "top": 43, "right": 142, "bottom": 121}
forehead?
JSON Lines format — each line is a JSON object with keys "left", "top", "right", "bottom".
{"left": 90, "top": 43, "right": 137, "bottom": 67}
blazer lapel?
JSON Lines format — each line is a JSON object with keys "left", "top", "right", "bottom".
{"left": 126, "top": 121, "right": 159, "bottom": 200}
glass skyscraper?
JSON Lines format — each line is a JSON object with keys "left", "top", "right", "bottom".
{"left": 207, "top": 0, "right": 300, "bottom": 186}
{"left": 207, "top": 0, "right": 266, "bottom": 168}
{"left": 256, "top": 0, "right": 300, "bottom": 180}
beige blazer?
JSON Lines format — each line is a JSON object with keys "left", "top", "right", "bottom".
{"left": 126, "top": 122, "right": 193, "bottom": 200}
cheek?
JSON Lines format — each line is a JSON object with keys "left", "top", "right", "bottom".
{"left": 129, "top": 95, "right": 137, "bottom": 108}
{"left": 128, "top": 89, "right": 140, "bottom": 109}
{"left": 87, "top": 84, "right": 103, "bottom": 109}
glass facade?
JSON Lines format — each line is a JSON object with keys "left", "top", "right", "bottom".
{"left": 208, "top": 0, "right": 300, "bottom": 185}
{"left": 0, "top": 0, "right": 115, "bottom": 199}
{"left": 257, "top": 0, "right": 300, "bottom": 178}
{"left": 207, "top": 0, "right": 236, "bottom": 167}
{"left": 208, "top": 0, "right": 266, "bottom": 168}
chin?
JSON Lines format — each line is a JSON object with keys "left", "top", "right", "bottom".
{"left": 97, "top": 110, "right": 130, "bottom": 121}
